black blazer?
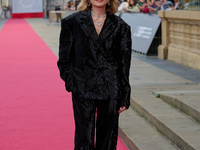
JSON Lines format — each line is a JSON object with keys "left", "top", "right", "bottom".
{"left": 57, "top": 9, "right": 132, "bottom": 108}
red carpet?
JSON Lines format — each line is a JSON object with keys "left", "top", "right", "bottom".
{"left": 0, "top": 19, "right": 128, "bottom": 150}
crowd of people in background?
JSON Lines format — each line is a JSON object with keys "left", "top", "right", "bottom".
{"left": 65, "top": 0, "right": 81, "bottom": 11}
{"left": 63, "top": 0, "right": 184, "bottom": 14}
{"left": 0, "top": 0, "right": 197, "bottom": 20}
{"left": 118, "top": 0, "right": 183, "bottom": 13}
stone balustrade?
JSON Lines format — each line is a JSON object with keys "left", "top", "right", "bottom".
{"left": 158, "top": 10, "right": 200, "bottom": 70}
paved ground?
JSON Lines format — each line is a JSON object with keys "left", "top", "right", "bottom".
{"left": 134, "top": 55, "right": 200, "bottom": 84}
{"left": 0, "top": 19, "right": 7, "bottom": 30}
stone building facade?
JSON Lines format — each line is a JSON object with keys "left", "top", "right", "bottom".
{"left": 158, "top": 10, "right": 200, "bottom": 70}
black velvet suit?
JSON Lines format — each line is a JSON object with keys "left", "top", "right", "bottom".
{"left": 57, "top": 9, "right": 132, "bottom": 150}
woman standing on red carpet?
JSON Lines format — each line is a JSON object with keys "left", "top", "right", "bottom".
{"left": 57, "top": 0, "right": 132, "bottom": 149}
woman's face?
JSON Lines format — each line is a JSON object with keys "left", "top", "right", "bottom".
{"left": 90, "top": 0, "right": 109, "bottom": 8}
{"left": 130, "top": 0, "right": 134, "bottom": 5}
{"left": 140, "top": 0, "right": 145, "bottom": 3}
{"left": 147, "top": 0, "right": 151, "bottom": 4}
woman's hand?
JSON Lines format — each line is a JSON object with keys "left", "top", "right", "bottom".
{"left": 125, "top": 8, "right": 129, "bottom": 12}
{"left": 118, "top": 106, "right": 127, "bottom": 114}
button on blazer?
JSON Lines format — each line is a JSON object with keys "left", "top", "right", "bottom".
{"left": 57, "top": 9, "right": 132, "bottom": 108}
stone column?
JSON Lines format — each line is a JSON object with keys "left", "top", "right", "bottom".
{"left": 43, "top": 0, "right": 47, "bottom": 17}
{"left": 158, "top": 10, "right": 170, "bottom": 60}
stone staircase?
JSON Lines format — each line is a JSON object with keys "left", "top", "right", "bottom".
{"left": 119, "top": 84, "right": 200, "bottom": 150}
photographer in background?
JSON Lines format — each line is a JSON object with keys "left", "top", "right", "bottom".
{"left": 55, "top": 2, "right": 62, "bottom": 23}
{"left": 2, "top": 6, "right": 7, "bottom": 19}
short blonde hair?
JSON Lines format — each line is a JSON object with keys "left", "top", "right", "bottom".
{"left": 77, "top": 0, "right": 119, "bottom": 14}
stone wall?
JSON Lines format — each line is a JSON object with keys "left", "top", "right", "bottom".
{"left": 158, "top": 11, "right": 200, "bottom": 70}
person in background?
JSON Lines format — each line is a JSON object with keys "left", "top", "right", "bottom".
{"left": 147, "top": 0, "right": 152, "bottom": 6}
{"left": 138, "top": 0, "right": 145, "bottom": 11}
{"left": 159, "top": 0, "right": 169, "bottom": 10}
{"left": 55, "top": 2, "right": 62, "bottom": 23}
{"left": 3, "top": 6, "right": 7, "bottom": 19}
{"left": 173, "top": 0, "right": 180, "bottom": 9}
{"left": 70, "top": 2, "right": 76, "bottom": 11}
{"left": 118, "top": 0, "right": 129, "bottom": 12}
{"left": 75, "top": 0, "right": 81, "bottom": 10}
{"left": 141, "top": 2, "right": 150, "bottom": 13}
{"left": 151, "top": 0, "right": 160, "bottom": 12}
{"left": 65, "top": 1, "right": 71, "bottom": 10}
{"left": 125, "top": 0, "right": 140, "bottom": 12}
{"left": 166, "top": 3, "right": 174, "bottom": 10}
{"left": 147, "top": 0, "right": 158, "bottom": 13}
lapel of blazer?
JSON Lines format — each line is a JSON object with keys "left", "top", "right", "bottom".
{"left": 97, "top": 12, "right": 118, "bottom": 49}
{"left": 76, "top": 9, "right": 119, "bottom": 49}
{"left": 77, "top": 9, "right": 98, "bottom": 43}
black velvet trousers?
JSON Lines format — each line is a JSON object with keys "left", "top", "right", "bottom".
{"left": 72, "top": 93, "right": 120, "bottom": 150}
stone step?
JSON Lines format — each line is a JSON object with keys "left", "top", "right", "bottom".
{"left": 130, "top": 87, "right": 200, "bottom": 150}
{"left": 154, "top": 90, "right": 200, "bottom": 124}
{"left": 119, "top": 107, "right": 178, "bottom": 150}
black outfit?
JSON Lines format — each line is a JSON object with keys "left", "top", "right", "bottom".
{"left": 55, "top": 5, "right": 62, "bottom": 23}
{"left": 67, "top": 1, "right": 71, "bottom": 9}
{"left": 57, "top": 9, "right": 132, "bottom": 150}
{"left": 72, "top": 93, "right": 119, "bottom": 150}
{"left": 3, "top": 6, "right": 7, "bottom": 19}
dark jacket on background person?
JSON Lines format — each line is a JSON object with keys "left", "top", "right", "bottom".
{"left": 55, "top": 5, "right": 61, "bottom": 11}
{"left": 57, "top": 9, "right": 132, "bottom": 109}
